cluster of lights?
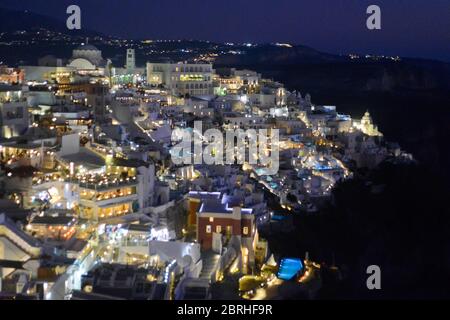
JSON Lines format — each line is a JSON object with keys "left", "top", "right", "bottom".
{"left": 95, "top": 188, "right": 134, "bottom": 201}
{"left": 99, "top": 206, "right": 131, "bottom": 219}
{"left": 76, "top": 173, "right": 137, "bottom": 188}
{"left": 164, "top": 259, "right": 177, "bottom": 283}
{"left": 33, "top": 173, "right": 64, "bottom": 185}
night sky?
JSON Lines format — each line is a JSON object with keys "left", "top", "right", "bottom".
{"left": 1, "top": 0, "right": 449, "bottom": 61}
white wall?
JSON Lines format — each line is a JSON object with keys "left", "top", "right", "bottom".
{"left": 59, "top": 134, "right": 80, "bottom": 156}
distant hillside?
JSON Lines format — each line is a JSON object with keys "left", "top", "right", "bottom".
{"left": 216, "top": 44, "right": 346, "bottom": 65}
{"left": 0, "top": 7, "right": 100, "bottom": 36}
{"left": 216, "top": 45, "right": 450, "bottom": 92}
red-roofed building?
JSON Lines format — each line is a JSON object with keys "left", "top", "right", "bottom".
{"left": 188, "top": 191, "right": 259, "bottom": 273}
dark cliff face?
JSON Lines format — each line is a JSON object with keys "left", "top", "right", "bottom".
{"left": 323, "top": 162, "right": 450, "bottom": 299}
{"left": 367, "top": 61, "right": 450, "bottom": 92}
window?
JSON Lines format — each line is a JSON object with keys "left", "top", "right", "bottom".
{"left": 209, "top": 217, "right": 214, "bottom": 222}
{"left": 216, "top": 225, "right": 222, "bottom": 233}
{"left": 206, "top": 225, "right": 211, "bottom": 233}
{"left": 243, "top": 227, "right": 249, "bottom": 235}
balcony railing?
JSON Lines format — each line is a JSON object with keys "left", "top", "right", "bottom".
{"left": 76, "top": 176, "right": 138, "bottom": 190}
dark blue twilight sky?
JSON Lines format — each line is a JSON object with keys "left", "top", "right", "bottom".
{"left": 1, "top": 0, "right": 449, "bottom": 61}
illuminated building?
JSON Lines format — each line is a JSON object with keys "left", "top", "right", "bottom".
{"left": 0, "top": 85, "right": 29, "bottom": 138}
{"left": 0, "top": 214, "right": 42, "bottom": 282}
{"left": 125, "top": 49, "right": 136, "bottom": 73}
{"left": 78, "top": 174, "right": 139, "bottom": 221}
{"left": 1, "top": 142, "right": 44, "bottom": 171}
{"left": 73, "top": 262, "right": 177, "bottom": 300}
{"left": 28, "top": 213, "right": 77, "bottom": 241}
{"left": 353, "top": 111, "right": 383, "bottom": 137}
{"left": 189, "top": 191, "right": 259, "bottom": 273}
{"left": 21, "top": 65, "right": 74, "bottom": 83}
{"left": 21, "top": 43, "right": 108, "bottom": 83}
{"left": 213, "top": 68, "right": 261, "bottom": 95}
{"left": 111, "top": 49, "right": 146, "bottom": 86}
{"left": 146, "top": 62, "right": 213, "bottom": 96}
{"left": 184, "top": 97, "right": 214, "bottom": 118}
{"left": 0, "top": 66, "right": 25, "bottom": 85}
{"left": 68, "top": 43, "right": 106, "bottom": 70}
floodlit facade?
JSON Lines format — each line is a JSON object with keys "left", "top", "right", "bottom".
{"left": 0, "top": 85, "right": 29, "bottom": 138}
{"left": 146, "top": 62, "right": 213, "bottom": 96}
{"left": 190, "top": 191, "right": 259, "bottom": 274}
{"left": 0, "top": 66, "right": 25, "bottom": 84}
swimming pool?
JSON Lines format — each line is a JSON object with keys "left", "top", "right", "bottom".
{"left": 277, "top": 258, "right": 304, "bottom": 281}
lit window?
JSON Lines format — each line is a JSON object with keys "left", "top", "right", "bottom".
{"left": 243, "top": 227, "right": 249, "bottom": 235}
{"left": 209, "top": 217, "right": 214, "bottom": 222}
{"left": 216, "top": 225, "right": 222, "bottom": 233}
{"left": 206, "top": 225, "right": 211, "bottom": 233}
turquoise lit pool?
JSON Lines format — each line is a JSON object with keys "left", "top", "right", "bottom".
{"left": 277, "top": 258, "right": 304, "bottom": 281}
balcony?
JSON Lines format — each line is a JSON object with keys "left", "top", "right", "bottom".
{"left": 94, "top": 193, "right": 138, "bottom": 207}
{"left": 75, "top": 175, "right": 138, "bottom": 191}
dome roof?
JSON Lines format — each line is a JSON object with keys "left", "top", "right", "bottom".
{"left": 75, "top": 44, "right": 100, "bottom": 51}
